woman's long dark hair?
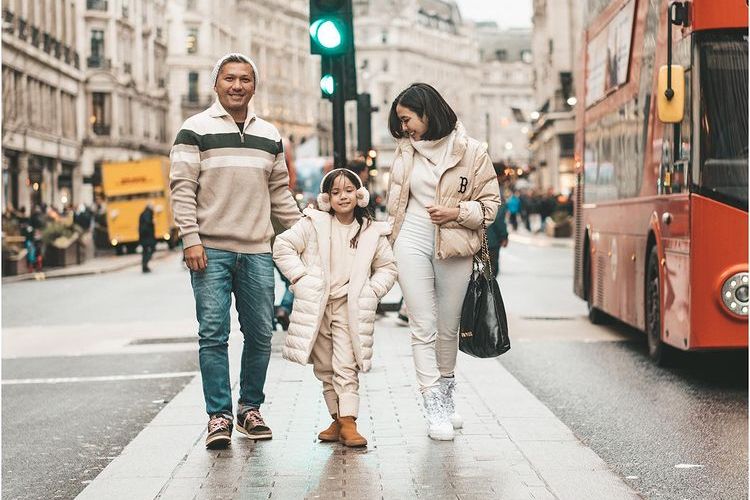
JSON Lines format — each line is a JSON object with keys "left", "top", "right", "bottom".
{"left": 388, "top": 82, "right": 457, "bottom": 140}
{"left": 321, "top": 168, "right": 372, "bottom": 248}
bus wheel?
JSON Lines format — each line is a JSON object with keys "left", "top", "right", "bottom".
{"left": 646, "top": 246, "right": 676, "bottom": 366}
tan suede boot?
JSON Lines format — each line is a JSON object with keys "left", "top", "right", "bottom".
{"left": 318, "top": 414, "right": 340, "bottom": 442}
{"left": 338, "top": 416, "right": 367, "bottom": 447}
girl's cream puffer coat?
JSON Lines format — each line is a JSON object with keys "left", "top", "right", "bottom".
{"left": 273, "top": 208, "right": 398, "bottom": 372}
{"left": 386, "top": 122, "right": 501, "bottom": 259}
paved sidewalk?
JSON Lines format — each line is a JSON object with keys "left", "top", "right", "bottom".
{"left": 76, "top": 316, "right": 639, "bottom": 500}
{"left": 1, "top": 248, "right": 175, "bottom": 284}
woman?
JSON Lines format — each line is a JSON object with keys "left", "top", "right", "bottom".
{"left": 386, "top": 83, "right": 500, "bottom": 440}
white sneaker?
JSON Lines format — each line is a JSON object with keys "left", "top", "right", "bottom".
{"left": 423, "top": 387, "right": 455, "bottom": 441}
{"left": 439, "top": 376, "right": 463, "bottom": 430}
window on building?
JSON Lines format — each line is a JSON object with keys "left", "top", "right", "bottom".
{"left": 91, "top": 29, "right": 104, "bottom": 57}
{"left": 186, "top": 0, "right": 197, "bottom": 10}
{"left": 91, "top": 92, "right": 110, "bottom": 135}
{"left": 121, "top": 0, "right": 129, "bottom": 17}
{"left": 495, "top": 49, "right": 507, "bottom": 61}
{"left": 521, "top": 50, "right": 533, "bottom": 63}
{"left": 188, "top": 72, "right": 199, "bottom": 101}
{"left": 186, "top": 27, "right": 198, "bottom": 54}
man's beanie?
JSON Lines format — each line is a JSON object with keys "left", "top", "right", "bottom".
{"left": 209, "top": 52, "right": 259, "bottom": 90}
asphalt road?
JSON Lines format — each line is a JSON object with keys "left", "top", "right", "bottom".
{"left": 496, "top": 239, "right": 748, "bottom": 500}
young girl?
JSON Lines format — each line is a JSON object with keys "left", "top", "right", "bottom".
{"left": 273, "top": 168, "right": 397, "bottom": 447}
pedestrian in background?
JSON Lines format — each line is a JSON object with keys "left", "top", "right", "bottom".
{"left": 487, "top": 196, "right": 509, "bottom": 277}
{"left": 506, "top": 191, "right": 521, "bottom": 231}
{"left": 170, "top": 52, "right": 301, "bottom": 449}
{"left": 274, "top": 168, "right": 397, "bottom": 447}
{"left": 386, "top": 82, "right": 500, "bottom": 440}
{"left": 138, "top": 203, "right": 156, "bottom": 273}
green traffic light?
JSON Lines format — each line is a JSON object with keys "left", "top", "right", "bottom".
{"left": 320, "top": 74, "right": 335, "bottom": 95}
{"left": 310, "top": 18, "right": 345, "bottom": 52}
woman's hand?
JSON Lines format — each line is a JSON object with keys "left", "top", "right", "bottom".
{"left": 425, "top": 205, "right": 460, "bottom": 225}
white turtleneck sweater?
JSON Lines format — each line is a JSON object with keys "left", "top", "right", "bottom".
{"left": 405, "top": 131, "right": 456, "bottom": 220}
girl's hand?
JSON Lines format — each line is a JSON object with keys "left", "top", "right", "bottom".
{"left": 425, "top": 205, "right": 460, "bottom": 225}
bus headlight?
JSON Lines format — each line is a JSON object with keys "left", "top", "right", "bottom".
{"left": 721, "top": 272, "right": 749, "bottom": 315}
{"left": 163, "top": 233, "right": 171, "bottom": 240}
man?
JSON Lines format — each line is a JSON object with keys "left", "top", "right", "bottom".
{"left": 170, "top": 53, "right": 301, "bottom": 449}
{"left": 138, "top": 203, "right": 156, "bottom": 273}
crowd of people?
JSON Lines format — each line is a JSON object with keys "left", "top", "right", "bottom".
{"left": 505, "top": 187, "right": 574, "bottom": 233}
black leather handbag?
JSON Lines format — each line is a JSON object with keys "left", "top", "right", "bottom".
{"left": 458, "top": 203, "right": 510, "bottom": 358}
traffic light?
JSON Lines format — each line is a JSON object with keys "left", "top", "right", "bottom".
{"left": 309, "top": 0, "right": 352, "bottom": 56}
{"left": 320, "top": 55, "right": 335, "bottom": 99}
{"left": 357, "top": 93, "right": 376, "bottom": 152}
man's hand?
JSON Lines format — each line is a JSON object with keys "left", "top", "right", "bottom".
{"left": 501, "top": 239, "right": 509, "bottom": 248}
{"left": 425, "top": 205, "right": 460, "bottom": 225}
{"left": 184, "top": 244, "right": 208, "bottom": 272}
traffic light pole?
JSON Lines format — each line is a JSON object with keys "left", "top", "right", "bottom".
{"left": 331, "top": 55, "right": 347, "bottom": 169}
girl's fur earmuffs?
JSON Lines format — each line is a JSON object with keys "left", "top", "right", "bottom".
{"left": 317, "top": 168, "right": 370, "bottom": 212}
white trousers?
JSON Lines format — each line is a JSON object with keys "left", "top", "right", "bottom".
{"left": 310, "top": 296, "right": 360, "bottom": 417}
{"left": 394, "top": 214, "right": 472, "bottom": 392}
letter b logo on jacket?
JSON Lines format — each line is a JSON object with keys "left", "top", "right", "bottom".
{"left": 458, "top": 176, "right": 468, "bottom": 193}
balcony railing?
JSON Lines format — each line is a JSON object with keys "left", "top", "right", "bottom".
{"left": 181, "top": 95, "right": 212, "bottom": 108}
{"left": 53, "top": 40, "right": 62, "bottom": 59}
{"left": 93, "top": 123, "right": 111, "bottom": 136}
{"left": 158, "top": 78, "right": 165, "bottom": 88}
{"left": 87, "top": 0, "right": 108, "bottom": 11}
{"left": 74, "top": 52, "right": 80, "bottom": 69}
{"left": 43, "top": 32, "right": 51, "bottom": 53}
{"left": 87, "top": 55, "right": 111, "bottom": 69}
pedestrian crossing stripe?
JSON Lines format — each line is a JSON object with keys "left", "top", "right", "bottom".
{"left": 1, "top": 371, "right": 199, "bottom": 385}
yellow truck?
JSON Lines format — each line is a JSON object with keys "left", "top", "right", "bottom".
{"left": 101, "top": 157, "right": 178, "bottom": 255}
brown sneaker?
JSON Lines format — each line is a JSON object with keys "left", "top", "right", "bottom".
{"left": 318, "top": 414, "right": 340, "bottom": 442}
{"left": 236, "top": 407, "right": 273, "bottom": 440}
{"left": 205, "top": 414, "right": 232, "bottom": 449}
{"left": 338, "top": 416, "right": 367, "bottom": 447}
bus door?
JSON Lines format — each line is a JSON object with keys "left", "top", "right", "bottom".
{"left": 657, "top": 33, "right": 692, "bottom": 350}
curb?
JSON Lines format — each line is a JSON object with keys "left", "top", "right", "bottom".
{"left": 2, "top": 250, "right": 175, "bottom": 284}
{"left": 509, "top": 233, "right": 574, "bottom": 249}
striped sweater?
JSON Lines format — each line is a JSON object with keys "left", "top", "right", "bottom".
{"left": 169, "top": 100, "right": 301, "bottom": 254}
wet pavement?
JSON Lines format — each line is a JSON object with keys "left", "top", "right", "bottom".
{"left": 76, "top": 318, "right": 639, "bottom": 500}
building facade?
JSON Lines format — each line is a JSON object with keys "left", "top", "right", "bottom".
{"left": 2, "top": 0, "right": 84, "bottom": 211}
{"left": 474, "top": 23, "right": 534, "bottom": 167}
{"left": 79, "top": 0, "right": 170, "bottom": 204}
{"left": 528, "top": 0, "right": 583, "bottom": 194}
{"left": 352, "top": 0, "right": 481, "bottom": 186}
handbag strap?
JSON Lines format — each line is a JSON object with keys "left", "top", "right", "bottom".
{"left": 477, "top": 201, "right": 492, "bottom": 277}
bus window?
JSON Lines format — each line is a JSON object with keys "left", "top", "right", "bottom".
{"left": 695, "top": 30, "right": 749, "bottom": 209}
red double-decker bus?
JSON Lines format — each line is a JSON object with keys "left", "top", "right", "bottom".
{"left": 574, "top": 0, "right": 748, "bottom": 364}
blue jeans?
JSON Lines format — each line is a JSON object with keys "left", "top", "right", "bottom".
{"left": 190, "top": 248, "right": 275, "bottom": 417}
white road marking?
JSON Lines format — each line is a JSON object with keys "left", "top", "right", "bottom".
{"left": 2, "top": 371, "right": 199, "bottom": 385}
